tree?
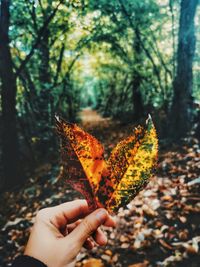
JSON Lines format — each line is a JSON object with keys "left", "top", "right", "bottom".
{"left": 87, "top": 0, "right": 173, "bottom": 121}
{"left": 0, "top": 0, "right": 22, "bottom": 189}
{"left": 170, "top": 0, "right": 199, "bottom": 139}
{"left": 131, "top": 26, "right": 144, "bottom": 120}
{"left": 0, "top": 0, "right": 65, "bottom": 189}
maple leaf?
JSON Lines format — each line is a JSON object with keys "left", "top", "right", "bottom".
{"left": 56, "top": 115, "right": 158, "bottom": 213}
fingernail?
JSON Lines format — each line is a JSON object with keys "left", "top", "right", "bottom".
{"left": 96, "top": 209, "right": 107, "bottom": 222}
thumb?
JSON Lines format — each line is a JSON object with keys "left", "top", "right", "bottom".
{"left": 68, "top": 208, "right": 108, "bottom": 248}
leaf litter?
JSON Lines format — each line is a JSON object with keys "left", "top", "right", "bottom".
{"left": 0, "top": 112, "right": 200, "bottom": 267}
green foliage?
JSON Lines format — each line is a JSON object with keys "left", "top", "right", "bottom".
{"left": 3, "top": 0, "right": 200, "bottom": 160}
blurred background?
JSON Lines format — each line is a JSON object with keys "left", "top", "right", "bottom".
{"left": 0, "top": 0, "right": 200, "bottom": 266}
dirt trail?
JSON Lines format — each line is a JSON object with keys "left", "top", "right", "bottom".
{"left": 79, "top": 108, "right": 110, "bottom": 128}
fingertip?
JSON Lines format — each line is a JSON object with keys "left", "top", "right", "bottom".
{"left": 95, "top": 208, "right": 116, "bottom": 228}
{"left": 97, "top": 233, "right": 107, "bottom": 246}
{"left": 103, "top": 215, "right": 117, "bottom": 227}
{"left": 95, "top": 209, "right": 108, "bottom": 223}
{"left": 83, "top": 238, "right": 95, "bottom": 250}
{"left": 93, "top": 227, "right": 107, "bottom": 246}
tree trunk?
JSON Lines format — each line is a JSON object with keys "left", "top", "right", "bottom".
{"left": 132, "top": 27, "right": 144, "bottom": 121}
{"left": 38, "top": 28, "right": 51, "bottom": 123}
{"left": 0, "top": 0, "right": 22, "bottom": 190}
{"left": 36, "top": 1, "right": 53, "bottom": 156}
{"left": 36, "top": 27, "right": 53, "bottom": 156}
{"left": 170, "top": 0, "right": 198, "bottom": 139}
{"left": 38, "top": 0, "right": 53, "bottom": 126}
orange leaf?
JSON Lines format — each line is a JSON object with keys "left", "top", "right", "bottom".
{"left": 56, "top": 115, "right": 158, "bottom": 213}
{"left": 56, "top": 116, "right": 105, "bottom": 211}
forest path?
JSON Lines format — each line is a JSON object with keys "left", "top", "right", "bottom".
{"left": 79, "top": 107, "right": 111, "bottom": 128}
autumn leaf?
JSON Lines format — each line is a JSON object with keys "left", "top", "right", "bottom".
{"left": 103, "top": 115, "right": 158, "bottom": 212}
{"left": 55, "top": 116, "right": 105, "bottom": 211}
{"left": 56, "top": 115, "right": 158, "bottom": 213}
{"left": 96, "top": 125, "right": 145, "bottom": 209}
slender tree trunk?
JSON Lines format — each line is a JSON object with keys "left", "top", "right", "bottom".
{"left": 132, "top": 27, "right": 144, "bottom": 120}
{"left": 37, "top": 2, "right": 53, "bottom": 155}
{"left": 170, "top": 0, "right": 198, "bottom": 139}
{"left": 169, "top": 0, "right": 176, "bottom": 78}
{"left": 38, "top": 28, "right": 51, "bottom": 122}
{"left": 36, "top": 26, "right": 53, "bottom": 155}
{"left": 0, "top": 0, "right": 22, "bottom": 189}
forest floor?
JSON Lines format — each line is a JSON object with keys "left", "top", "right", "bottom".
{"left": 0, "top": 108, "right": 200, "bottom": 267}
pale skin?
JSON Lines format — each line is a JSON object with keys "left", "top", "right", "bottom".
{"left": 24, "top": 200, "right": 116, "bottom": 267}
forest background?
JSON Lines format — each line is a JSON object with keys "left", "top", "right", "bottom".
{"left": 0, "top": 0, "right": 200, "bottom": 266}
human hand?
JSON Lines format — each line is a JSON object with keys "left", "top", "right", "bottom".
{"left": 24, "top": 200, "right": 116, "bottom": 267}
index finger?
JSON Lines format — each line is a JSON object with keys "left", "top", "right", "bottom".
{"left": 48, "top": 200, "right": 89, "bottom": 228}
